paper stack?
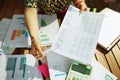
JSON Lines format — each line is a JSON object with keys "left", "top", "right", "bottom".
{"left": 98, "top": 8, "right": 120, "bottom": 51}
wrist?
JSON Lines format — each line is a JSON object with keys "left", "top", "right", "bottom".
{"left": 30, "top": 30, "right": 40, "bottom": 41}
{"left": 31, "top": 35, "right": 39, "bottom": 42}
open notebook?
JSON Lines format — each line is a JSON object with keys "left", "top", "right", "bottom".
{"left": 98, "top": 8, "right": 120, "bottom": 51}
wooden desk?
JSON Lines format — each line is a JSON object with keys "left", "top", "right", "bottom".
{"left": 95, "top": 40, "right": 120, "bottom": 80}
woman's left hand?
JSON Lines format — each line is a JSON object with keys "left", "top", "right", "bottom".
{"left": 74, "top": 0, "right": 88, "bottom": 12}
{"left": 77, "top": 2, "right": 88, "bottom": 12}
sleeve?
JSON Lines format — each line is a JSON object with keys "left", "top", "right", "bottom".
{"left": 24, "top": 0, "right": 39, "bottom": 8}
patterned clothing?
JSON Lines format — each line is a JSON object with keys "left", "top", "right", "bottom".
{"left": 24, "top": 0, "right": 72, "bottom": 14}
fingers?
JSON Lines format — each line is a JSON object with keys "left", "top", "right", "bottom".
{"left": 76, "top": 2, "right": 88, "bottom": 13}
{"left": 31, "top": 42, "right": 46, "bottom": 60}
{"left": 35, "top": 53, "right": 45, "bottom": 60}
{"left": 36, "top": 53, "right": 46, "bottom": 60}
{"left": 80, "top": 6, "right": 87, "bottom": 13}
{"left": 31, "top": 44, "right": 37, "bottom": 56}
{"left": 31, "top": 47, "right": 46, "bottom": 60}
{"left": 36, "top": 46, "right": 46, "bottom": 60}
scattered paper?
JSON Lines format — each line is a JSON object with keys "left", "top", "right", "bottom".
{"left": 46, "top": 51, "right": 117, "bottom": 80}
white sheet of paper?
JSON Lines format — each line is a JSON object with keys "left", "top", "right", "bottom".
{"left": 51, "top": 5, "right": 104, "bottom": 64}
{"left": 0, "top": 18, "right": 11, "bottom": 48}
{"left": 46, "top": 51, "right": 73, "bottom": 80}
{"left": 2, "top": 45, "right": 16, "bottom": 55}
{"left": 0, "top": 54, "right": 43, "bottom": 80}
{"left": 98, "top": 8, "right": 120, "bottom": 50}
{"left": 38, "top": 14, "right": 59, "bottom": 46}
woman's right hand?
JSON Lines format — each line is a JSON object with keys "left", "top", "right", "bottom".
{"left": 31, "top": 38, "right": 46, "bottom": 60}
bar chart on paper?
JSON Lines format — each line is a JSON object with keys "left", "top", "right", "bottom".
{"left": 3, "top": 15, "right": 31, "bottom": 48}
{"left": 3, "top": 14, "right": 59, "bottom": 48}
{"left": 10, "top": 30, "right": 29, "bottom": 40}
{"left": 38, "top": 14, "right": 59, "bottom": 46}
{"left": 6, "top": 57, "right": 26, "bottom": 79}
{"left": 0, "top": 54, "right": 43, "bottom": 80}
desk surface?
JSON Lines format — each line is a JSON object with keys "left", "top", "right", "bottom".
{"left": 0, "top": 0, "right": 120, "bottom": 80}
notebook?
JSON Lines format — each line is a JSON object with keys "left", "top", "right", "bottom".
{"left": 98, "top": 8, "right": 120, "bottom": 51}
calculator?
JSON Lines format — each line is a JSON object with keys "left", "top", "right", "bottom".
{"left": 66, "top": 61, "right": 92, "bottom": 80}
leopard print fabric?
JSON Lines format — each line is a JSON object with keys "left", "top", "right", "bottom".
{"left": 24, "top": 0, "right": 72, "bottom": 15}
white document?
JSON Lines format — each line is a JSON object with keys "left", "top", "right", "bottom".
{"left": 0, "top": 18, "right": 12, "bottom": 55}
{"left": 51, "top": 5, "right": 104, "bottom": 64}
{"left": 2, "top": 45, "right": 16, "bottom": 55}
{"left": 91, "top": 59, "right": 117, "bottom": 80}
{"left": 46, "top": 51, "right": 73, "bottom": 80}
{"left": 98, "top": 8, "right": 120, "bottom": 51}
{"left": 0, "top": 54, "right": 43, "bottom": 80}
{"left": 3, "top": 14, "right": 59, "bottom": 48}
{"left": 3, "top": 15, "right": 31, "bottom": 48}
{"left": 38, "top": 14, "right": 59, "bottom": 46}
{"left": 0, "top": 18, "right": 11, "bottom": 48}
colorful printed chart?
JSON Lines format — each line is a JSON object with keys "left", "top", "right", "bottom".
{"left": 3, "top": 14, "right": 59, "bottom": 48}
{"left": 0, "top": 54, "right": 43, "bottom": 80}
{"left": 10, "top": 30, "right": 29, "bottom": 40}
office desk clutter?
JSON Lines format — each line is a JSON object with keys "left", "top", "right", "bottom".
{"left": 0, "top": 5, "right": 118, "bottom": 80}
{"left": 46, "top": 51, "right": 117, "bottom": 80}
{"left": 46, "top": 5, "right": 117, "bottom": 80}
{"left": 0, "top": 14, "right": 59, "bottom": 55}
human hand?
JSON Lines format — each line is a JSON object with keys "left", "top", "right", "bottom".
{"left": 31, "top": 38, "right": 46, "bottom": 60}
{"left": 74, "top": 0, "right": 88, "bottom": 13}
